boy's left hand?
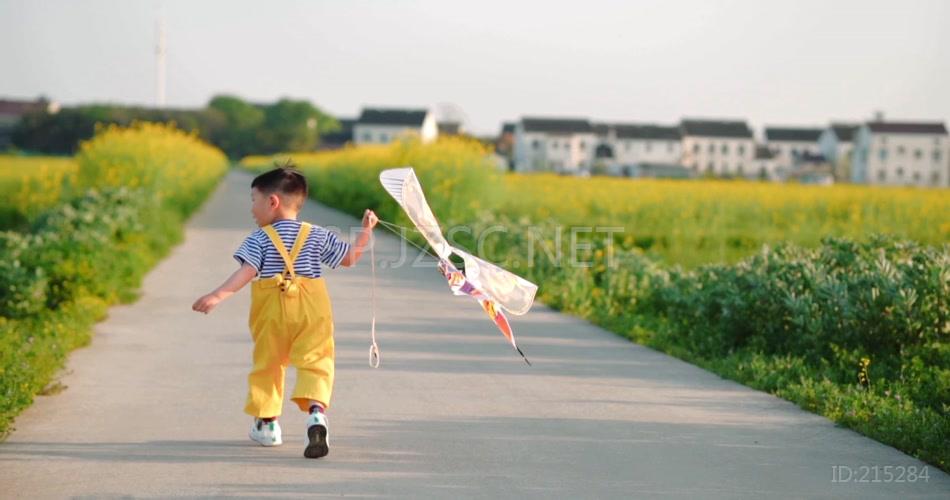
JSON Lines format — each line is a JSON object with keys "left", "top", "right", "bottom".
{"left": 192, "top": 292, "right": 222, "bottom": 314}
{"left": 362, "top": 209, "right": 378, "bottom": 229}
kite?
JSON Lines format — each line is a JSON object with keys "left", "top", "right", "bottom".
{"left": 376, "top": 167, "right": 538, "bottom": 365}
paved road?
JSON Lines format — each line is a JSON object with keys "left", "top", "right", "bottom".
{"left": 2, "top": 170, "right": 948, "bottom": 498}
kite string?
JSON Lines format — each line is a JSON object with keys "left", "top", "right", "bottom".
{"left": 368, "top": 217, "right": 437, "bottom": 369}
{"left": 375, "top": 218, "right": 441, "bottom": 261}
{"left": 368, "top": 228, "right": 380, "bottom": 368}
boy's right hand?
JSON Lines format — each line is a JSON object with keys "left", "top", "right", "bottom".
{"left": 192, "top": 292, "right": 222, "bottom": 314}
{"left": 362, "top": 209, "right": 378, "bottom": 229}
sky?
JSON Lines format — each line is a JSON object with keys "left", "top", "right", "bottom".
{"left": 1, "top": 0, "right": 948, "bottom": 136}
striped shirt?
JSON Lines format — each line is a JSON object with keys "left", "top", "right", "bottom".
{"left": 233, "top": 219, "right": 351, "bottom": 278}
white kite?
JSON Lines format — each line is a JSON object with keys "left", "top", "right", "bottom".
{"left": 378, "top": 167, "right": 538, "bottom": 364}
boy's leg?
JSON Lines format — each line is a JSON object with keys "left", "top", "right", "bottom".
{"left": 245, "top": 289, "right": 290, "bottom": 418}
{"left": 244, "top": 333, "right": 289, "bottom": 418}
{"left": 289, "top": 279, "right": 335, "bottom": 412}
{"left": 289, "top": 318, "right": 335, "bottom": 412}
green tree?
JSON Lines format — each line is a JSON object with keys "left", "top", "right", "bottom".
{"left": 207, "top": 95, "right": 264, "bottom": 158}
{"left": 255, "top": 98, "right": 339, "bottom": 154}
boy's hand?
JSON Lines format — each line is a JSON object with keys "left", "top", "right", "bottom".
{"left": 192, "top": 292, "right": 222, "bottom": 314}
{"left": 362, "top": 209, "right": 378, "bottom": 229}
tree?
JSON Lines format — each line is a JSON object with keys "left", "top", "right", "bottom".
{"left": 207, "top": 95, "right": 264, "bottom": 158}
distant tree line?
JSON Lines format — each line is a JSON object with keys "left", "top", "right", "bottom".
{"left": 11, "top": 95, "right": 340, "bottom": 158}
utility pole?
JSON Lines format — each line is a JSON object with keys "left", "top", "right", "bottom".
{"left": 155, "top": 6, "right": 167, "bottom": 107}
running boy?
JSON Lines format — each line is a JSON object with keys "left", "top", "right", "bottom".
{"left": 191, "top": 165, "right": 377, "bottom": 459}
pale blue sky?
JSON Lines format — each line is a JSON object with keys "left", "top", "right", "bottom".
{"left": 1, "top": 0, "right": 947, "bottom": 135}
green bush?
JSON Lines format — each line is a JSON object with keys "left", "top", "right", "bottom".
{"left": 0, "top": 123, "right": 228, "bottom": 438}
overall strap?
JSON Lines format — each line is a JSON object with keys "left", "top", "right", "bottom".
{"left": 261, "top": 223, "right": 312, "bottom": 280}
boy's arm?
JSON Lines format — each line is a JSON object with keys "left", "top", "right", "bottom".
{"left": 192, "top": 262, "right": 258, "bottom": 314}
{"left": 340, "top": 209, "right": 378, "bottom": 268}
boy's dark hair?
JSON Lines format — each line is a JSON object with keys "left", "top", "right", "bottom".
{"left": 251, "top": 161, "right": 308, "bottom": 207}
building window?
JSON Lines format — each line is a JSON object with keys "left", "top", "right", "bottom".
{"left": 737, "top": 163, "right": 744, "bottom": 175}
{"left": 551, "top": 140, "right": 559, "bottom": 149}
{"left": 932, "top": 172, "right": 941, "bottom": 185}
{"left": 933, "top": 150, "right": 942, "bottom": 162}
{"left": 579, "top": 141, "right": 586, "bottom": 151}
{"left": 878, "top": 170, "right": 886, "bottom": 181}
{"left": 645, "top": 141, "right": 652, "bottom": 152}
{"left": 912, "top": 171, "right": 920, "bottom": 182}
{"left": 532, "top": 140, "right": 541, "bottom": 150}
{"left": 379, "top": 134, "right": 389, "bottom": 142}
{"left": 707, "top": 161, "right": 714, "bottom": 172}
{"left": 896, "top": 166, "right": 904, "bottom": 177}
{"left": 914, "top": 149, "right": 922, "bottom": 159}
{"left": 738, "top": 145, "right": 745, "bottom": 155}
{"left": 721, "top": 144, "right": 729, "bottom": 154}
{"left": 627, "top": 141, "right": 632, "bottom": 152}
{"left": 897, "top": 145, "right": 906, "bottom": 155}
{"left": 692, "top": 143, "right": 700, "bottom": 154}
{"left": 708, "top": 143, "right": 715, "bottom": 153}
{"left": 363, "top": 133, "right": 372, "bottom": 142}
{"left": 879, "top": 148, "right": 888, "bottom": 161}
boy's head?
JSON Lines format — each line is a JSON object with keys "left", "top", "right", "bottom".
{"left": 250, "top": 161, "right": 308, "bottom": 226}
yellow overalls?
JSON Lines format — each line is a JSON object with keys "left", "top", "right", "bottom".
{"left": 244, "top": 222, "right": 336, "bottom": 418}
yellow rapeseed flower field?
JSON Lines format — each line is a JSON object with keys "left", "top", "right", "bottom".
{"left": 76, "top": 122, "right": 228, "bottom": 215}
{"left": 1, "top": 122, "right": 229, "bottom": 228}
{"left": 501, "top": 174, "right": 950, "bottom": 266}
{"left": 0, "top": 156, "right": 78, "bottom": 228}
{"left": 244, "top": 138, "right": 948, "bottom": 267}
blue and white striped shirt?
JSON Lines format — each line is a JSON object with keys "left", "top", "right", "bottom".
{"left": 233, "top": 219, "right": 351, "bottom": 278}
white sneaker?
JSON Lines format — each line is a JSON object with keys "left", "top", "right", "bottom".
{"left": 304, "top": 411, "right": 329, "bottom": 458}
{"left": 249, "top": 418, "right": 282, "bottom": 446}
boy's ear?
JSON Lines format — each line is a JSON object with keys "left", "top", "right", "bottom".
{"left": 269, "top": 193, "right": 281, "bottom": 209}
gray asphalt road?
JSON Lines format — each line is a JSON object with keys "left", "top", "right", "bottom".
{"left": 2, "top": 169, "right": 947, "bottom": 499}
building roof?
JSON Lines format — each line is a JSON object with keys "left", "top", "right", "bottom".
{"left": 829, "top": 123, "right": 858, "bottom": 142}
{"left": 521, "top": 117, "right": 592, "bottom": 134}
{"left": 357, "top": 108, "right": 428, "bottom": 126}
{"left": 615, "top": 124, "right": 681, "bottom": 140}
{"left": 501, "top": 122, "right": 515, "bottom": 134}
{"left": 320, "top": 118, "right": 356, "bottom": 145}
{"left": 680, "top": 119, "right": 753, "bottom": 138}
{"left": 866, "top": 121, "right": 948, "bottom": 135}
{"left": 765, "top": 127, "right": 824, "bottom": 142}
{"left": 754, "top": 145, "right": 776, "bottom": 160}
{"left": 592, "top": 122, "right": 610, "bottom": 136}
{"left": 0, "top": 98, "right": 49, "bottom": 116}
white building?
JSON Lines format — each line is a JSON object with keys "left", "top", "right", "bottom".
{"left": 818, "top": 123, "right": 858, "bottom": 165}
{"left": 818, "top": 123, "right": 859, "bottom": 180}
{"left": 764, "top": 127, "right": 824, "bottom": 171}
{"left": 852, "top": 121, "right": 949, "bottom": 187}
{"left": 611, "top": 124, "right": 682, "bottom": 167}
{"left": 753, "top": 145, "right": 779, "bottom": 180}
{"left": 352, "top": 108, "right": 438, "bottom": 145}
{"left": 512, "top": 118, "right": 684, "bottom": 175}
{"left": 513, "top": 117, "right": 596, "bottom": 173}
{"left": 680, "top": 119, "right": 756, "bottom": 177}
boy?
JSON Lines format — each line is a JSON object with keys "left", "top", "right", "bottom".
{"left": 191, "top": 165, "right": 377, "bottom": 459}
